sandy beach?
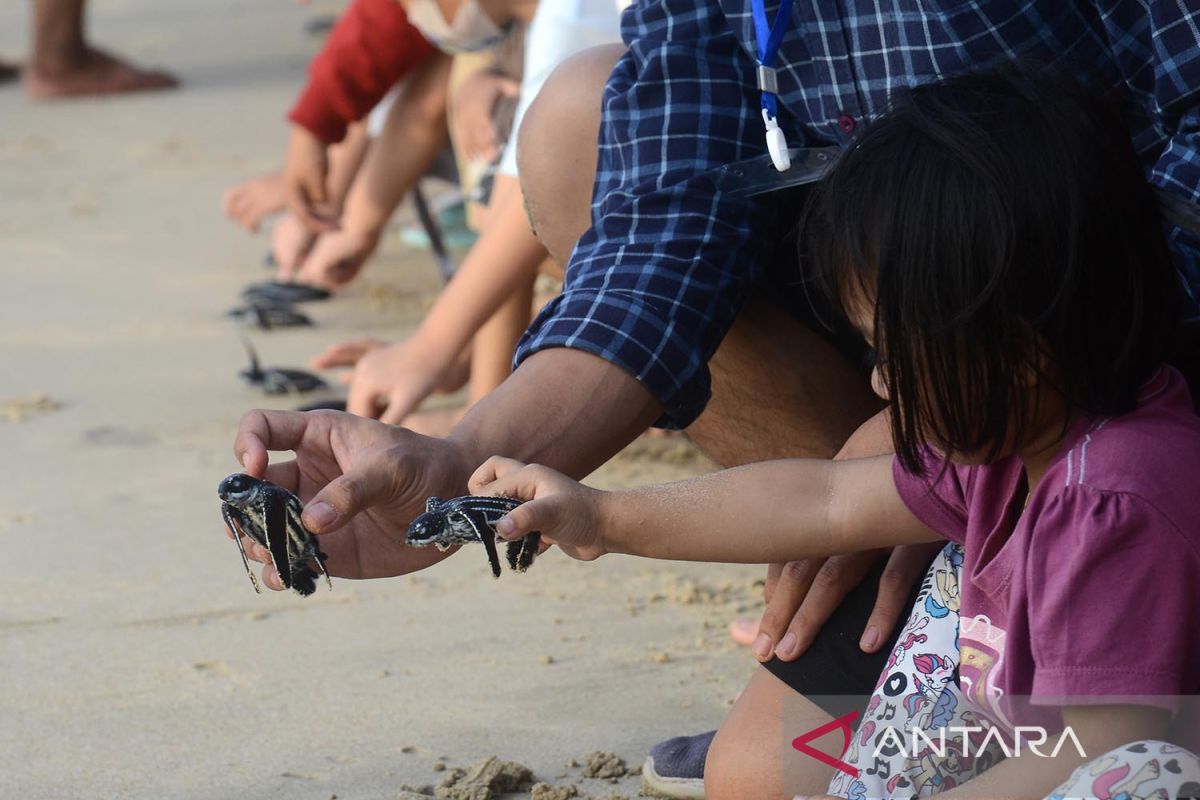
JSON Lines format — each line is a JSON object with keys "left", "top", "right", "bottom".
{"left": 0, "top": 2, "right": 762, "bottom": 797}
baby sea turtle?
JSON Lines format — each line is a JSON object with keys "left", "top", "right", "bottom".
{"left": 239, "top": 336, "right": 327, "bottom": 395}
{"left": 406, "top": 496, "right": 540, "bottom": 578}
{"left": 226, "top": 302, "right": 314, "bottom": 330}
{"left": 242, "top": 280, "right": 331, "bottom": 306}
{"left": 218, "top": 473, "right": 332, "bottom": 596}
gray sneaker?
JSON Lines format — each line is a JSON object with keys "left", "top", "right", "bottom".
{"left": 641, "top": 730, "right": 712, "bottom": 799}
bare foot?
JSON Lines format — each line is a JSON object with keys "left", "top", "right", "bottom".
{"left": 223, "top": 173, "right": 286, "bottom": 233}
{"left": 271, "top": 213, "right": 317, "bottom": 280}
{"left": 401, "top": 405, "right": 466, "bottom": 438}
{"left": 729, "top": 617, "right": 759, "bottom": 647}
{"left": 24, "top": 47, "right": 177, "bottom": 100}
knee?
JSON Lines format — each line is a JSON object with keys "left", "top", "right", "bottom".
{"left": 705, "top": 722, "right": 764, "bottom": 800}
{"left": 517, "top": 44, "right": 624, "bottom": 266}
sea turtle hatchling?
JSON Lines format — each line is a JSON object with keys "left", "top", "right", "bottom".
{"left": 238, "top": 336, "right": 327, "bottom": 395}
{"left": 406, "top": 496, "right": 540, "bottom": 578}
{"left": 218, "top": 473, "right": 332, "bottom": 596}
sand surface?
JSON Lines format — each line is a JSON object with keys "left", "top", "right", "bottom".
{"left": 0, "top": 2, "right": 762, "bottom": 797}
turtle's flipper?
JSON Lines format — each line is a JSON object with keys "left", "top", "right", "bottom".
{"left": 222, "top": 505, "right": 262, "bottom": 594}
{"left": 480, "top": 528, "right": 502, "bottom": 578}
{"left": 516, "top": 532, "right": 540, "bottom": 572}
{"left": 505, "top": 539, "right": 522, "bottom": 571}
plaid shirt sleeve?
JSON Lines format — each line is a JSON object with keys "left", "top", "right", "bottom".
{"left": 513, "top": 0, "right": 782, "bottom": 429}
{"left": 1095, "top": 0, "right": 1200, "bottom": 311}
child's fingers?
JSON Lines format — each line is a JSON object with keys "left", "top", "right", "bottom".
{"left": 379, "top": 386, "right": 425, "bottom": 426}
{"left": 495, "top": 495, "right": 567, "bottom": 541}
{"left": 346, "top": 375, "right": 383, "bottom": 418}
{"left": 310, "top": 338, "right": 386, "bottom": 370}
{"left": 468, "top": 456, "right": 528, "bottom": 494}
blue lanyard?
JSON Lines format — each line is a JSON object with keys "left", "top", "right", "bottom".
{"left": 751, "top": 0, "right": 794, "bottom": 170}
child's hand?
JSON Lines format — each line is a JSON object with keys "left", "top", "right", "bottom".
{"left": 283, "top": 125, "right": 340, "bottom": 233}
{"left": 469, "top": 457, "right": 609, "bottom": 561}
{"left": 293, "top": 225, "right": 382, "bottom": 289}
{"left": 345, "top": 337, "right": 450, "bottom": 424}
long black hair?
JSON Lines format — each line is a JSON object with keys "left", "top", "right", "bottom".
{"left": 803, "top": 66, "right": 1180, "bottom": 473}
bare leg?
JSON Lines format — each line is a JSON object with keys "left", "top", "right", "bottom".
{"left": 518, "top": 45, "right": 626, "bottom": 267}
{"left": 467, "top": 269, "right": 535, "bottom": 405}
{"left": 25, "top": 0, "right": 177, "bottom": 100}
{"left": 706, "top": 669, "right": 839, "bottom": 800}
{"left": 688, "top": 296, "right": 882, "bottom": 465}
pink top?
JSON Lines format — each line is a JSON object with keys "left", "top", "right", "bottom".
{"left": 894, "top": 367, "right": 1200, "bottom": 736}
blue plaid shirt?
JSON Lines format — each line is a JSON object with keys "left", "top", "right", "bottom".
{"left": 515, "top": 0, "right": 1200, "bottom": 428}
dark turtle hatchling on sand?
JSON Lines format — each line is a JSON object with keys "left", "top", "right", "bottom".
{"left": 238, "top": 336, "right": 327, "bottom": 395}
{"left": 406, "top": 496, "right": 540, "bottom": 578}
{"left": 218, "top": 473, "right": 332, "bottom": 596}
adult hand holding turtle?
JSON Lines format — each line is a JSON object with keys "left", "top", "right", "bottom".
{"left": 229, "top": 349, "right": 660, "bottom": 588}
{"left": 230, "top": 410, "right": 467, "bottom": 587}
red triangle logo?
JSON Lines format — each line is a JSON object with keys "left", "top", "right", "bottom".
{"left": 790, "top": 710, "right": 860, "bottom": 778}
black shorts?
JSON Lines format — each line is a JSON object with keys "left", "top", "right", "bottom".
{"left": 761, "top": 553, "right": 933, "bottom": 717}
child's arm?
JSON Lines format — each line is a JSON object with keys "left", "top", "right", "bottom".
{"left": 469, "top": 455, "right": 941, "bottom": 564}
{"left": 346, "top": 174, "right": 546, "bottom": 423}
{"left": 931, "top": 705, "right": 1171, "bottom": 799}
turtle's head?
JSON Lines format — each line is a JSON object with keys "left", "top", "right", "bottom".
{"left": 217, "top": 473, "right": 262, "bottom": 508}
{"left": 405, "top": 511, "right": 447, "bottom": 547}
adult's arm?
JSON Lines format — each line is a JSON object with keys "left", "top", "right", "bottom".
{"left": 288, "top": 0, "right": 435, "bottom": 144}
{"left": 448, "top": 347, "right": 664, "bottom": 478}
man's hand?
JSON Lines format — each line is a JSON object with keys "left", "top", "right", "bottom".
{"left": 283, "top": 125, "right": 340, "bottom": 233}
{"left": 747, "top": 544, "right": 941, "bottom": 662}
{"left": 469, "top": 457, "right": 608, "bottom": 561}
{"left": 346, "top": 338, "right": 453, "bottom": 425}
{"left": 228, "top": 409, "right": 473, "bottom": 588}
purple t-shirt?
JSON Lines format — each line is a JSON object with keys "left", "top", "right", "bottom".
{"left": 894, "top": 367, "right": 1200, "bottom": 734}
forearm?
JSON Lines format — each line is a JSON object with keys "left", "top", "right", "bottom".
{"left": 449, "top": 347, "right": 662, "bottom": 477}
{"left": 597, "top": 456, "right": 936, "bottom": 563}
{"left": 324, "top": 122, "right": 371, "bottom": 207}
{"left": 411, "top": 175, "right": 546, "bottom": 363}
{"left": 346, "top": 58, "right": 451, "bottom": 234}
{"left": 597, "top": 461, "right": 832, "bottom": 563}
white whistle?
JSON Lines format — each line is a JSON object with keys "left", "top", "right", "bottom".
{"left": 762, "top": 109, "right": 791, "bottom": 172}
